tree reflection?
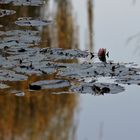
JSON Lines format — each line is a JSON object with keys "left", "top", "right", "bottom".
{"left": 0, "top": 93, "right": 78, "bottom": 140}
{"left": 41, "top": 0, "right": 79, "bottom": 50}
{"left": 87, "top": 0, "right": 94, "bottom": 52}
{"left": 0, "top": 0, "right": 80, "bottom": 140}
{"left": 0, "top": 0, "right": 95, "bottom": 139}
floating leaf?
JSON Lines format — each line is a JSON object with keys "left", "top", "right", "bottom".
{"left": 29, "top": 80, "right": 70, "bottom": 90}
{"left": 14, "top": 61, "right": 56, "bottom": 76}
{"left": 58, "top": 62, "right": 140, "bottom": 79}
{"left": 0, "top": 0, "right": 45, "bottom": 6}
{"left": 40, "top": 48, "right": 88, "bottom": 60}
{"left": 15, "top": 17, "right": 52, "bottom": 27}
{"left": 0, "top": 9, "right": 16, "bottom": 17}
{"left": 115, "top": 75, "right": 140, "bottom": 85}
{"left": 71, "top": 82, "right": 125, "bottom": 95}
{"left": 0, "top": 30, "right": 40, "bottom": 49}
{"left": 0, "top": 69, "right": 28, "bottom": 81}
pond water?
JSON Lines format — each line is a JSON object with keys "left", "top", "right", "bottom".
{"left": 0, "top": 0, "right": 140, "bottom": 140}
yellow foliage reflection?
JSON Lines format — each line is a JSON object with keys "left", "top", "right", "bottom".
{"left": 0, "top": 0, "right": 95, "bottom": 139}
{"left": 0, "top": 93, "right": 78, "bottom": 140}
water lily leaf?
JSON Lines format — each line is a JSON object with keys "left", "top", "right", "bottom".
{"left": 0, "top": 69, "right": 28, "bottom": 81}
{"left": 0, "top": 30, "right": 40, "bottom": 49}
{"left": 115, "top": 75, "right": 140, "bottom": 85}
{"left": 0, "top": 30, "right": 39, "bottom": 36}
{"left": 14, "top": 61, "right": 56, "bottom": 76}
{"left": 0, "top": 0, "right": 44, "bottom": 6}
{"left": 15, "top": 17, "right": 52, "bottom": 27}
{"left": 29, "top": 80, "right": 70, "bottom": 90}
{"left": 58, "top": 62, "right": 93, "bottom": 79}
{"left": 71, "top": 82, "right": 125, "bottom": 95}
{"left": 40, "top": 48, "right": 88, "bottom": 60}
{"left": 58, "top": 62, "right": 140, "bottom": 79}
{"left": 0, "top": 9, "right": 16, "bottom": 17}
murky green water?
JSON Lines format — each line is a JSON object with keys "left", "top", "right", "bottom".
{"left": 0, "top": 0, "right": 140, "bottom": 140}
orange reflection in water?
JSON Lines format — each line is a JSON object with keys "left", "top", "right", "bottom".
{"left": 0, "top": 0, "right": 94, "bottom": 139}
{"left": 0, "top": 93, "right": 78, "bottom": 140}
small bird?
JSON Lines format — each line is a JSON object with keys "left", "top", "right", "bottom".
{"left": 98, "top": 48, "right": 109, "bottom": 62}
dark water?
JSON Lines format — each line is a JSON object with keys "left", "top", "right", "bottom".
{"left": 0, "top": 0, "right": 140, "bottom": 140}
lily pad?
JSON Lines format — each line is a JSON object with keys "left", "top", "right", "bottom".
{"left": 0, "top": 9, "right": 16, "bottom": 17}
{"left": 58, "top": 62, "right": 140, "bottom": 79}
{"left": 71, "top": 82, "right": 125, "bottom": 95}
{"left": 40, "top": 48, "right": 89, "bottom": 60}
{"left": 15, "top": 17, "right": 52, "bottom": 27}
{"left": 0, "top": 0, "right": 44, "bottom": 6}
{"left": 0, "top": 69, "right": 28, "bottom": 81}
{"left": 0, "top": 30, "right": 40, "bottom": 49}
{"left": 14, "top": 61, "right": 56, "bottom": 76}
{"left": 115, "top": 74, "right": 140, "bottom": 85}
{"left": 29, "top": 80, "right": 70, "bottom": 90}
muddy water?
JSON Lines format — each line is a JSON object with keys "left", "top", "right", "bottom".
{"left": 0, "top": 0, "right": 140, "bottom": 140}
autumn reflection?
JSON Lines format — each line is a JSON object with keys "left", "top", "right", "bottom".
{"left": 0, "top": 4, "right": 41, "bottom": 29}
{"left": 0, "top": 93, "right": 78, "bottom": 140}
{"left": 0, "top": 0, "right": 80, "bottom": 140}
{"left": 41, "top": 0, "right": 79, "bottom": 50}
{"left": 0, "top": 0, "right": 95, "bottom": 139}
{"left": 87, "top": 0, "right": 94, "bottom": 51}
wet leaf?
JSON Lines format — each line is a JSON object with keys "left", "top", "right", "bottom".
{"left": 0, "top": 9, "right": 16, "bottom": 17}
{"left": 0, "top": 69, "right": 28, "bottom": 81}
{"left": 71, "top": 82, "right": 125, "bottom": 95}
{"left": 115, "top": 75, "right": 140, "bottom": 85}
{"left": 58, "top": 62, "right": 140, "bottom": 79}
{"left": 29, "top": 80, "right": 70, "bottom": 90}
{"left": 15, "top": 17, "right": 52, "bottom": 27}
{"left": 0, "top": 30, "right": 40, "bottom": 49}
{"left": 40, "top": 48, "right": 88, "bottom": 60}
{"left": 0, "top": 0, "right": 45, "bottom": 6}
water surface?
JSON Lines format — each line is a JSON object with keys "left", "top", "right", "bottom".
{"left": 0, "top": 0, "right": 140, "bottom": 140}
